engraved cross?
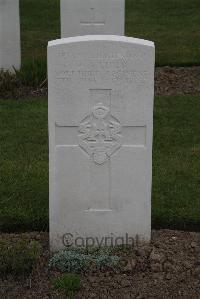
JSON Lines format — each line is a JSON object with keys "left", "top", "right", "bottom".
{"left": 55, "top": 89, "right": 146, "bottom": 212}
{"left": 80, "top": 5, "right": 105, "bottom": 28}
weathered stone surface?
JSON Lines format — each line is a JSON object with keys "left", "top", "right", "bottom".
{"left": 48, "top": 35, "right": 155, "bottom": 251}
{"left": 0, "top": 0, "right": 21, "bottom": 71}
{"left": 60, "top": 0, "right": 124, "bottom": 37}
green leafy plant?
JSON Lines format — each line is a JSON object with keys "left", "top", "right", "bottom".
{"left": 0, "top": 236, "right": 41, "bottom": 276}
{"left": 0, "top": 58, "right": 47, "bottom": 98}
{"left": 0, "top": 70, "right": 20, "bottom": 98}
{"left": 15, "top": 58, "right": 47, "bottom": 87}
{"left": 53, "top": 273, "right": 81, "bottom": 298}
{"left": 49, "top": 248, "right": 120, "bottom": 273}
{"left": 49, "top": 250, "right": 91, "bottom": 272}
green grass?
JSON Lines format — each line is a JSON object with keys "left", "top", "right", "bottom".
{"left": 20, "top": 0, "right": 60, "bottom": 62}
{"left": 19, "top": 0, "right": 200, "bottom": 66}
{"left": 53, "top": 273, "right": 81, "bottom": 298}
{"left": 0, "top": 99, "right": 48, "bottom": 231}
{"left": 0, "top": 235, "right": 40, "bottom": 276}
{"left": 126, "top": 0, "right": 200, "bottom": 66}
{"left": 152, "top": 96, "right": 200, "bottom": 229}
{"left": 0, "top": 96, "right": 199, "bottom": 232}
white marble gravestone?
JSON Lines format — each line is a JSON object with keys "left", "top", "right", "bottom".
{"left": 48, "top": 35, "right": 155, "bottom": 251}
{"left": 0, "top": 0, "right": 21, "bottom": 71}
{"left": 60, "top": 0, "right": 124, "bottom": 37}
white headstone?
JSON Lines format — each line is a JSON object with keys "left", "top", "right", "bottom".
{"left": 48, "top": 35, "right": 155, "bottom": 251}
{"left": 0, "top": 0, "right": 21, "bottom": 71}
{"left": 60, "top": 0, "right": 125, "bottom": 37}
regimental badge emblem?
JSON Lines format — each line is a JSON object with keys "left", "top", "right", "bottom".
{"left": 78, "top": 103, "right": 122, "bottom": 165}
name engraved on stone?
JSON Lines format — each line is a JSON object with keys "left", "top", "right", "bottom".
{"left": 56, "top": 69, "right": 148, "bottom": 85}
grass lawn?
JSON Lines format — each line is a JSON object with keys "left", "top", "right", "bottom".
{"left": 0, "top": 99, "right": 48, "bottom": 231}
{"left": 0, "top": 96, "right": 199, "bottom": 232}
{"left": 20, "top": 0, "right": 200, "bottom": 66}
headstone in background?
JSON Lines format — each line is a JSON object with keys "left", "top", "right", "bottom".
{"left": 60, "top": 0, "right": 125, "bottom": 37}
{"left": 48, "top": 35, "right": 155, "bottom": 251}
{"left": 0, "top": 0, "right": 21, "bottom": 71}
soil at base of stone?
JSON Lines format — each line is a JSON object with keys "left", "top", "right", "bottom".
{"left": 0, "top": 229, "right": 200, "bottom": 298}
{"left": 1, "top": 66, "right": 200, "bottom": 99}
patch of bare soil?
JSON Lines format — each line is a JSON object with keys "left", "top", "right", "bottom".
{"left": 1, "top": 66, "right": 200, "bottom": 99}
{"left": 0, "top": 230, "right": 200, "bottom": 299}
{"left": 30, "top": 66, "right": 200, "bottom": 97}
{"left": 23, "top": 66, "right": 200, "bottom": 97}
{"left": 155, "top": 66, "right": 200, "bottom": 96}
